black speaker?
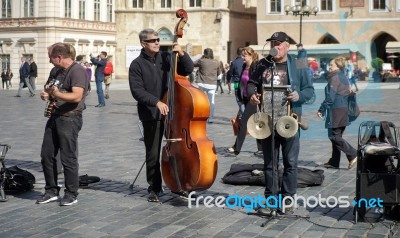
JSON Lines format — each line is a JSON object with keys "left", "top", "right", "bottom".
{"left": 359, "top": 173, "right": 400, "bottom": 204}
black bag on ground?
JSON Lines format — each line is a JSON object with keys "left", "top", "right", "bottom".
{"left": 79, "top": 174, "right": 100, "bottom": 186}
{"left": 4, "top": 166, "right": 35, "bottom": 191}
{"left": 221, "top": 163, "right": 324, "bottom": 188}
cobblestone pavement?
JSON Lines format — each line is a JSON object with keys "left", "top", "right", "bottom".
{"left": 0, "top": 80, "right": 399, "bottom": 237}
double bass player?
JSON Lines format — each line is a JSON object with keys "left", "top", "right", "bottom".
{"left": 129, "top": 28, "right": 194, "bottom": 202}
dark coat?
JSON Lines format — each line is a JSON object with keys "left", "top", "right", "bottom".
{"left": 237, "top": 62, "right": 257, "bottom": 103}
{"left": 19, "top": 61, "right": 30, "bottom": 82}
{"left": 29, "top": 62, "right": 38, "bottom": 77}
{"left": 128, "top": 49, "right": 194, "bottom": 121}
{"left": 247, "top": 54, "right": 314, "bottom": 118}
{"left": 227, "top": 56, "right": 244, "bottom": 82}
{"left": 90, "top": 57, "right": 106, "bottom": 81}
{"left": 318, "top": 70, "right": 351, "bottom": 128}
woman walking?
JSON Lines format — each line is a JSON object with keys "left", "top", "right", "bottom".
{"left": 317, "top": 57, "right": 357, "bottom": 169}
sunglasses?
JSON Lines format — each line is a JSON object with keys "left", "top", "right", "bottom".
{"left": 270, "top": 41, "right": 282, "bottom": 47}
{"left": 143, "top": 38, "right": 160, "bottom": 43}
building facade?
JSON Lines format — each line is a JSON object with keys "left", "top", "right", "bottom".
{"left": 253, "top": 0, "right": 400, "bottom": 74}
{"left": 114, "top": 0, "right": 257, "bottom": 80}
{"left": 0, "top": 0, "right": 116, "bottom": 84}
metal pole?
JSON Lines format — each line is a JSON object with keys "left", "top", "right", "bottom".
{"left": 299, "top": 14, "right": 303, "bottom": 44}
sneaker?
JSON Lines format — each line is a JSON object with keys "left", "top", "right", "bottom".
{"left": 105, "top": 94, "right": 110, "bottom": 99}
{"left": 148, "top": 191, "right": 160, "bottom": 202}
{"left": 60, "top": 193, "right": 77, "bottom": 206}
{"left": 324, "top": 162, "right": 339, "bottom": 169}
{"left": 226, "top": 147, "right": 235, "bottom": 153}
{"left": 36, "top": 193, "right": 58, "bottom": 204}
{"left": 253, "top": 151, "right": 263, "bottom": 157}
{"left": 348, "top": 157, "right": 357, "bottom": 169}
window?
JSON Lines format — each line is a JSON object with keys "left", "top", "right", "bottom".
{"left": 0, "top": 54, "right": 10, "bottom": 70}
{"left": 132, "top": 0, "right": 143, "bottom": 8}
{"left": 1, "top": 0, "right": 11, "bottom": 18}
{"left": 190, "top": 0, "right": 201, "bottom": 7}
{"left": 320, "top": 0, "right": 332, "bottom": 11}
{"left": 94, "top": 0, "right": 100, "bottom": 21}
{"left": 79, "top": 0, "right": 86, "bottom": 19}
{"left": 372, "top": 0, "right": 386, "bottom": 10}
{"left": 161, "top": 0, "right": 171, "bottom": 8}
{"left": 270, "top": 0, "right": 281, "bottom": 13}
{"left": 65, "top": 0, "right": 71, "bottom": 18}
{"left": 107, "top": 0, "right": 113, "bottom": 22}
{"left": 24, "top": 0, "right": 34, "bottom": 17}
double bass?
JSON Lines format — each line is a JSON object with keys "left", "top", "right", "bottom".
{"left": 161, "top": 9, "right": 218, "bottom": 194}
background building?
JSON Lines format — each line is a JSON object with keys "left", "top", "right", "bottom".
{"left": 253, "top": 0, "right": 400, "bottom": 77}
{"left": 0, "top": 0, "right": 116, "bottom": 84}
{"left": 114, "top": 0, "right": 257, "bottom": 80}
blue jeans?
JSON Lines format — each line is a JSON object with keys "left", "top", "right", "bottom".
{"left": 197, "top": 83, "right": 217, "bottom": 122}
{"left": 40, "top": 114, "right": 82, "bottom": 196}
{"left": 262, "top": 131, "right": 299, "bottom": 197}
{"left": 96, "top": 79, "right": 105, "bottom": 105}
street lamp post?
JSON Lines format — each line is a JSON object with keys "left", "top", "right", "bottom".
{"left": 284, "top": 2, "right": 318, "bottom": 44}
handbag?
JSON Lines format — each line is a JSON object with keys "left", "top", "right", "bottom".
{"left": 348, "top": 92, "right": 360, "bottom": 122}
{"left": 230, "top": 111, "right": 249, "bottom": 136}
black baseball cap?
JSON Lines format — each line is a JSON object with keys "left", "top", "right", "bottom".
{"left": 266, "top": 32, "right": 290, "bottom": 42}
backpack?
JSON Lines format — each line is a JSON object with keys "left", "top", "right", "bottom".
{"left": 4, "top": 166, "right": 35, "bottom": 191}
{"left": 221, "top": 163, "right": 324, "bottom": 188}
{"left": 103, "top": 61, "right": 113, "bottom": 76}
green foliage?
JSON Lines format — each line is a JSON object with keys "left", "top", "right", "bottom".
{"left": 371, "top": 58, "right": 383, "bottom": 71}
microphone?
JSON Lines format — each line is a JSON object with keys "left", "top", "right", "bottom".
{"left": 269, "top": 48, "right": 279, "bottom": 57}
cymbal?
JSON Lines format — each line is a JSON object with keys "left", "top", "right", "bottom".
{"left": 247, "top": 112, "right": 272, "bottom": 139}
{"left": 276, "top": 116, "right": 298, "bottom": 138}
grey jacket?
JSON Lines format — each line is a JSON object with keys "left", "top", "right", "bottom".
{"left": 194, "top": 57, "right": 220, "bottom": 84}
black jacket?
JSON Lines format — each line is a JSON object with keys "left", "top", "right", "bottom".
{"left": 29, "top": 62, "right": 37, "bottom": 77}
{"left": 129, "top": 49, "right": 194, "bottom": 121}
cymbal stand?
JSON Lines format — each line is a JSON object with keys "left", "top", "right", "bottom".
{"left": 129, "top": 121, "right": 146, "bottom": 189}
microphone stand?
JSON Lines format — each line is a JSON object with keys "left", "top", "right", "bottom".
{"left": 259, "top": 51, "right": 310, "bottom": 227}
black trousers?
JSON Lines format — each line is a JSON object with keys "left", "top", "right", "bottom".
{"left": 233, "top": 102, "right": 262, "bottom": 153}
{"left": 142, "top": 120, "right": 164, "bottom": 193}
{"left": 327, "top": 126, "right": 357, "bottom": 167}
{"left": 40, "top": 114, "right": 82, "bottom": 196}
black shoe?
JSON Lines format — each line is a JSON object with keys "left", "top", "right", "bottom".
{"left": 279, "top": 197, "right": 294, "bottom": 215}
{"left": 148, "top": 191, "right": 160, "bottom": 202}
{"left": 253, "top": 151, "right": 263, "bottom": 157}
{"left": 256, "top": 207, "right": 276, "bottom": 217}
{"left": 36, "top": 193, "right": 58, "bottom": 204}
{"left": 30, "top": 94, "right": 35, "bottom": 97}
{"left": 60, "top": 193, "right": 77, "bottom": 206}
{"left": 172, "top": 191, "right": 189, "bottom": 200}
{"left": 324, "top": 162, "right": 339, "bottom": 169}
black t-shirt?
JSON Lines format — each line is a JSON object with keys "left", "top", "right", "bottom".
{"left": 48, "top": 63, "right": 88, "bottom": 113}
{"left": 263, "top": 62, "right": 289, "bottom": 86}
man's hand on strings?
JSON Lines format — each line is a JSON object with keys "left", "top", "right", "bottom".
{"left": 156, "top": 101, "right": 169, "bottom": 115}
